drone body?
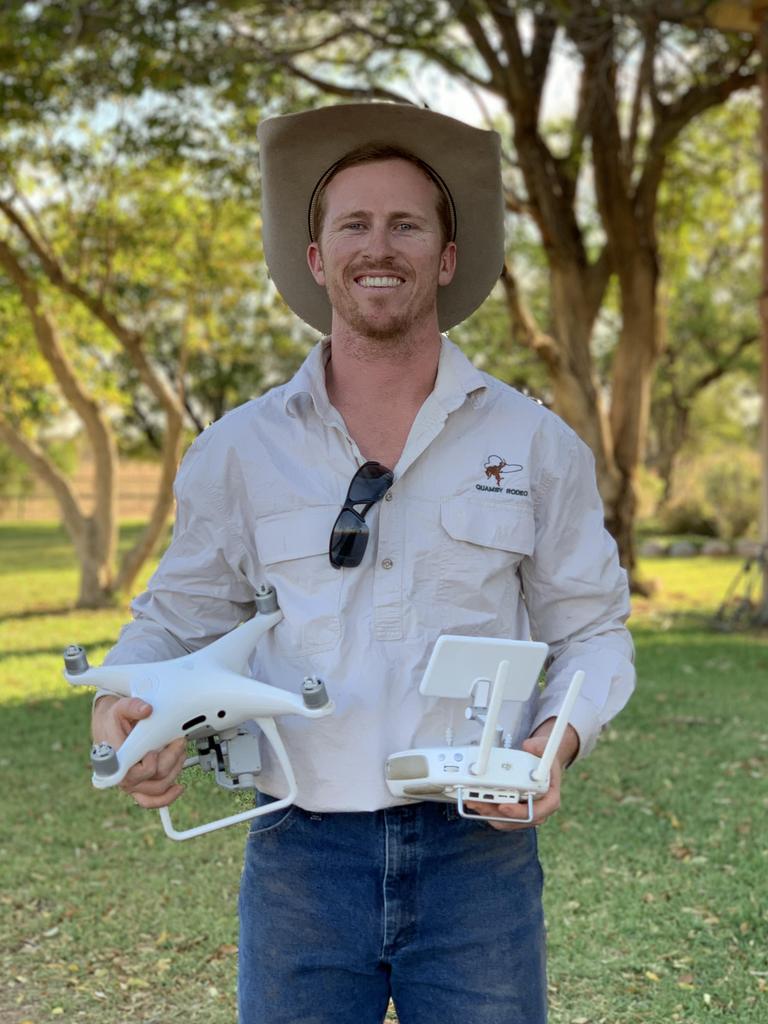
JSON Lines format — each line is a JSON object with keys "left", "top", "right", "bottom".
{"left": 64, "top": 585, "right": 334, "bottom": 840}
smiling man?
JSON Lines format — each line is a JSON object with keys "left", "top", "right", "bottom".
{"left": 92, "top": 104, "right": 635, "bottom": 1024}
{"left": 306, "top": 147, "right": 456, "bottom": 347}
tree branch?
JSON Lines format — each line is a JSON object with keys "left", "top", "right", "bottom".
{"left": 686, "top": 331, "right": 758, "bottom": 399}
{"left": 279, "top": 60, "right": 414, "bottom": 104}
{"left": 528, "top": 10, "right": 559, "bottom": 119}
{"left": 449, "top": 0, "right": 510, "bottom": 97}
{"left": 626, "top": 16, "right": 657, "bottom": 167}
{"left": 0, "top": 418, "right": 86, "bottom": 541}
{"left": 500, "top": 261, "right": 561, "bottom": 372}
{"left": 636, "top": 60, "right": 758, "bottom": 215}
{"left": 0, "top": 198, "right": 184, "bottom": 423}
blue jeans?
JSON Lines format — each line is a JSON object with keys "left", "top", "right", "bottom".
{"left": 238, "top": 796, "right": 547, "bottom": 1024}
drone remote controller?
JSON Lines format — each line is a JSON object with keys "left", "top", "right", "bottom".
{"left": 64, "top": 584, "right": 334, "bottom": 840}
{"left": 386, "top": 636, "right": 584, "bottom": 823}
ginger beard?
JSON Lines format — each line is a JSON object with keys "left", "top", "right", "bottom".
{"left": 307, "top": 159, "right": 456, "bottom": 349}
{"left": 322, "top": 258, "right": 438, "bottom": 344}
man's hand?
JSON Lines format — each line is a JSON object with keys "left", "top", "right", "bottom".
{"left": 92, "top": 696, "right": 187, "bottom": 809}
{"left": 464, "top": 721, "right": 579, "bottom": 832}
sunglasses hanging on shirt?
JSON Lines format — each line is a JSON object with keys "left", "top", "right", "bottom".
{"left": 329, "top": 461, "right": 394, "bottom": 568}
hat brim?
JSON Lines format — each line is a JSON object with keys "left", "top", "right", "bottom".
{"left": 257, "top": 103, "right": 504, "bottom": 334}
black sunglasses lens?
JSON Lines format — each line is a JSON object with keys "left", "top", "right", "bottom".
{"left": 346, "top": 462, "right": 394, "bottom": 504}
{"left": 329, "top": 508, "right": 369, "bottom": 568}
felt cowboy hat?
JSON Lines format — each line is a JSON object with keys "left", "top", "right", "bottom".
{"left": 257, "top": 103, "right": 504, "bottom": 334}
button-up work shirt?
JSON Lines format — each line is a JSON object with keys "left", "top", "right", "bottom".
{"left": 105, "top": 337, "right": 635, "bottom": 811}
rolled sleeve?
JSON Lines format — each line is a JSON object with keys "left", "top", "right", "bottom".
{"left": 521, "top": 426, "right": 635, "bottom": 759}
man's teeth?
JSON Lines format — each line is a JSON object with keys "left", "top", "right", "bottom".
{"left": 356, "top": 276, "right": 403, "bottom": 288}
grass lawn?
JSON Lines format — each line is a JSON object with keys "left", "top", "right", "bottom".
{"left": 1, "top": 523, "right": 766, "bottom": 1023}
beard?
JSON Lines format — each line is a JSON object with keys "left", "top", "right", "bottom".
{"left": 324, "top": 262, "right": 440, "bottom": 348}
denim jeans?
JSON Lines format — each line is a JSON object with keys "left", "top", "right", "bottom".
{"left": 238, "top": 796, "right": 547, "bottom": 1024}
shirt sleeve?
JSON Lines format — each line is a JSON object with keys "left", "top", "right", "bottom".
{"left": 101, "top": 429, "right": 256, "bottom": 673}
{"left": 520, "top": 420, "right": 635, "bottom": 760}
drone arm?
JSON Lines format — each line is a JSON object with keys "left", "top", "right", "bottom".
{"left": 66, "top": 664, "right": 138, "bottom": 697}
{"left": 196, "top": 609, "right": 282, "bottom": 671}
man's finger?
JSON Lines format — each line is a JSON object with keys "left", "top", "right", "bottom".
{"left": 153, "top": 737, "right": 188, "bottom": 776}
{"left": 120, "top": 751, "right": 161, "bottom": 789}
{"left": 132, "top": 783, "right": 185, "bottom": 809}
{"left": 115, "top": 698, "right": 154, "bottom": 728}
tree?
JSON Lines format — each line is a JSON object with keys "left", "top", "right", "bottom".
{"left": 649, "top": 96, "right": 760, "bottom": 499}
{"left": 1, "top": 1, "right": 759, "bottom": 590}
{"left": 0, "top": 128, "right": 309, "bottom": 606}
{"left": 189, "top": 0, "right": 756, "bottom": 587}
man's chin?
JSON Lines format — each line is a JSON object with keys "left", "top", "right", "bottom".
{"left": 348, "top": 311, "right": 412, "bottom": 343}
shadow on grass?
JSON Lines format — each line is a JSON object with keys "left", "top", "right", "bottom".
{"left": 0, "top": 605, "right": 83, "bottom": 623}
{"left": 632, "top": 608, "right": 768, "bottom": 639}
{"left": 3, "top": 638, "right": 119, "bottom": 659}
{"left": 0, "top": 520, "right": 171, "bottom": 576}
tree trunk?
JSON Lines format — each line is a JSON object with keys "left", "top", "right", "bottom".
{"left": 0, "top": 236, "right": 119, "bottom": 608}
{"left": 607, "top": 250, "right": 664, "bottom": 588}
{"left": 75, "top": 517, "right": 118, "bottom": 608}
{"left": 114, "top": 411, "right": 184, "bottom": 597}
{"left": 547, "top": 262, "right": 622, "bottom": 511}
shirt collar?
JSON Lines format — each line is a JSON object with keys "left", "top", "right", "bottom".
{"left": 283, "top": 335, "right": 487, "bottom": 419}
{"left": 283, "top": 337, "right": 335, "bottom": 421}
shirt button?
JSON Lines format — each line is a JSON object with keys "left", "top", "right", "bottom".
{"left": 384, "top": 492, "right": 393, "bottom": 501}
{"left": 381, "top": 558, "right": 393, "bottom": 570}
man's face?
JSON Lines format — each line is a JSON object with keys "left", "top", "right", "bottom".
{"left": 307, "top": 159, "right": 456, "bottom": 342}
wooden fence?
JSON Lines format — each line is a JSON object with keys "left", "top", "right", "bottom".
{"left": 0, "top": 461, "right": 166, "bottom": 522}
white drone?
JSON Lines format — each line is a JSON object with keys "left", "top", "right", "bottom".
{"left": 63, "top": 584, "right": 334, "bottom": 841}
{"left": 386, "top": 635, "right": 584, "bottom": 823}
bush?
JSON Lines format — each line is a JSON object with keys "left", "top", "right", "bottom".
{"left": 700, "top": 449, "right": 761, "bottom": 541}
{"left": 657, "top": 495, "right": 718, "bottom": 537}
{"left": 660, "top": 448, "right": 760, "bottom": 541}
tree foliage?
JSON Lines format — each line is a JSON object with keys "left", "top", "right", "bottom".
{"left": 651, "top": 95, "right": 760, "bottom": 499}
{"left": 0, "top": 0, "right": 761, "bottom": 596}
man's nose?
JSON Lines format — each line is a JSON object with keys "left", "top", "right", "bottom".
{"left": 362, "top": 222, "right": 397, "bottom": 260}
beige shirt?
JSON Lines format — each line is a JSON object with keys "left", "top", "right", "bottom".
{"left": 105, "top": 337, "right": 635, "bottom": 811}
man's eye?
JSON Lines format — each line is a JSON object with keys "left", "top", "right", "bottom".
{"left": 343, "top": 222, "right": 365, "bottom": 230}
{"left": 396, "top": 223, "right": 415, "bottom": 231}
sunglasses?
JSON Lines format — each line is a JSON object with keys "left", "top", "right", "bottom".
{"left": 329, "top": 461, "right": 394, "bottom": 568}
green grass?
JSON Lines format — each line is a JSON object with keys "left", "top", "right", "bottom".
{"left": 1, "top": 523, "right": 766, "bottom": 1023}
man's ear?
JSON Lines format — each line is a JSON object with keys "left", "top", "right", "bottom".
{"left": 438, "top": 241, "right": 457, "bottom": 287}
{"left": 307, "top": 242, "right": 325, "bottom": 285}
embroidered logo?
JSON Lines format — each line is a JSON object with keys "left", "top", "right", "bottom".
{"left": 483, "top": 456, "right": 522, "bottom": 485}
{"left": 477, "top": 456, "right": 528, "bottom": 496}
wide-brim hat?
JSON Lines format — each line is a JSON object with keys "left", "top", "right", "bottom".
{"left": 257, "top": 103, "right": 504, "bottom": 334}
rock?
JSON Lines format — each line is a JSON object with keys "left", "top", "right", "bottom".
{"left": 700, "top": 540, "right": 732, "bottom": 556}
{"left": 639, "top": 540, "right": 667, "bottom": 557}
{"left": 667, "top": 540, "right": 698, "bottom": 558}
{"left": 734, "top": 539, "right": 764, "bottom": 559}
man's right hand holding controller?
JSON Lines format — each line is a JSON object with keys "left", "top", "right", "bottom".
{"left": 92, "top": 696, "right": 187, "bottom": 809}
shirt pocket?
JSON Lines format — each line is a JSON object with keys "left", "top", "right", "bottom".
{"left": 435, "top": 496, "right": 535, "bottom": 628}
{"left": 255, "top": 506, "right": 342, "bottom": 654}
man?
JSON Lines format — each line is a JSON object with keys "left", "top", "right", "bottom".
{"left": 92, "top": 104, "right": 635, "bottom": 1024}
